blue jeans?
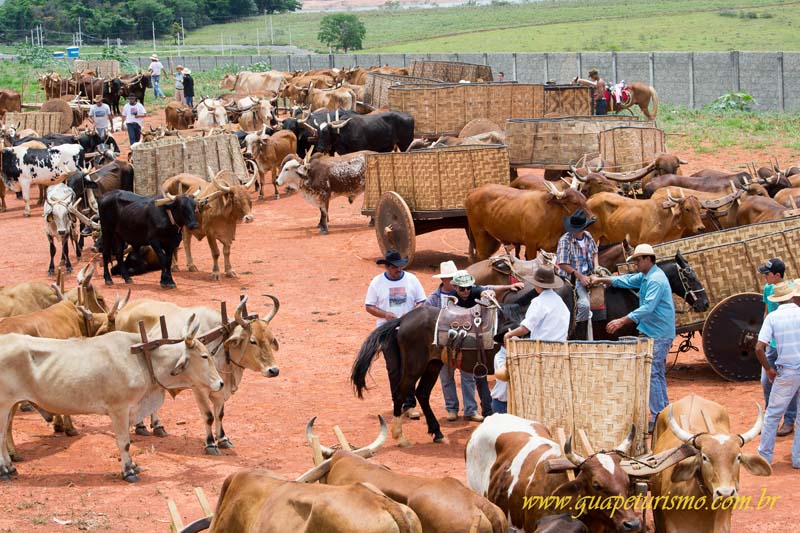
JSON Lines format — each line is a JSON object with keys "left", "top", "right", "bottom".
{"left": 649, "top": 337, "right": 672, "bottom": 429}
{"left": 126, "top": 123, "right": 141, "bottom": 146}
{"left": 185, "top": 96, "right": 193, "bottom": 107}
{"left": 758, "top": 365, "right": 800, "bottom": 466}
{"left": 492, "top": 399, "right": 507, "bottom": 414}
{"left": 595, "top": 99, "right": 608, "bottom": 115}
{"left": 152, "top": 75, "right": 165, "bottom": 98}
{"left": 762, "top": 345, "right": 797, "bottom": 426}
{"left": 440, "top": 366, "right": 493, "bottom": 416}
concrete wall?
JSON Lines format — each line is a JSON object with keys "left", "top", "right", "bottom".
{"left": 129, "top": 51, "right": 800, "bottom": 111}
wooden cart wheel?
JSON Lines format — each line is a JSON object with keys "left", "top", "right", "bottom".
{"left": 701, "top": 292, "right": 763, "bottom": 382}
{"left": 41, "top": 98, "right": 74, "bottom": 133}
{"left": 374, "top": 191, "right": 416, "bottom": 266}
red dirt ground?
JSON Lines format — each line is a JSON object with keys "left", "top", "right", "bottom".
{"left": 0, "top": 111, "right": 798, "bottom": 532}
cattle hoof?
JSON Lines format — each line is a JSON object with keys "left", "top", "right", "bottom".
{"left": 105, "top": 279, "right": 114, "bottom": 286}
{"left": 274, "top": 194, "right": 280, "bottom": 200}
{"left": 160, "top": 282, "right": 177, "bottom": 289}
{"left": 131, "top": 463, "right": 142, "bottom": 474}
{"left": 65, "top": 428, "right": 79, "bottom": 437}
{"left": 319, "top": 228, "right": 329, "bottom": 235}
{"left": 19, "top": 403, "right": 34, "bottom": 412}
{"left": 48, "top": 269, "right": 55, "bottom": 276}
{"left": 134, "top": 424, "right": 151, "bottom": 437}
{"left": 205, "top": 445, "right": 221, "bottom": 456}
{"left": 188, "top": 265, "right": 199, "bottom": 272}
{"left": 124, "top": 278, "right": 133, "bottom": 284}
{"left": 172, "top": 264, "right": 180, "bottom": 272}
{"left": 23, "top": 212, "right": 30, "bottom": 218}
{"left": 218, "top": 437, "right": 234, "bottom": 449}
{"left": 258, "top": 194, "right": 264, "bottom": 200}
{"left": 123, "top": 472, "right": 140, "bottom": 483}
{"left": 211, "top": 273, "right": 221, "bottom": 281}
{"left": 65, "top": 266, "right": 73, "bottom": 274}
{"left": 0, "top": 473, "right": 10, "bottom": 482}
{"left": 10, "top": 454, "right": 22, "bottom": 463}
{"left": 153, "top": 426, "right": 168, "bottom": 438}
{"left": 397, "top": 437, "right": 413, "bottom": 448}
{"left": 433, "top": 435, "right": 449, "bottom": 444}
{"left": 53, "top": 424, "right": 65, "bottom": 433}
{"left": 225, "top": 270, "right": 237, "bottom": 278}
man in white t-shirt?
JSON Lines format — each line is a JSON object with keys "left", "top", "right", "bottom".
{"left": 148, "top": 54, "right": 166, "bottom": 99}
{"left": 89, "top": 95, "right": 112, "bottom": 139}
{"left": 122, "top": 94, "right": 146, "bottom": 146}
{"left": 365, "top": 248, "right": 426, "bottom": 417}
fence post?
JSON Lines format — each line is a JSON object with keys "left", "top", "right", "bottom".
{"left": 778, "top": 52, "right": 785, "bottom": 112}
{"left": 611, "top": 51, "right": 618, "bottom": 84}
{"left": 689, "top": 52, "right": 695, "bottom": 109}
{"left": 307, "top": 55, "right": 311, "bottom": 70}
{"left": 577, "top": 52, "right": 582, "bottom": 79}
{"left": 544, "top": 53, "right": 549, "bottom": 83}
{"left": 483, "top": 52, "right": 488, "bottom": 65}
{"left": 732, "top": 51, "right": 740, "bottom": 92}
{"left": 512, "top": 52, "right": 517, "bottom": 82}
{"left": 288, "top": 54, "right": 293, "bottom": 71}
{"left": 403, "top": 53, "right": 407, "bottom": 67}
{"left": 648, "top": 52, "right": 654, "bottom": 87}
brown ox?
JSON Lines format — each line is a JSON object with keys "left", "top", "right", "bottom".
{"left": 465, "top": 184, "right": 590, "bottom": 260}
{"left": 588, "top": 191, "right": 705, "bottom": 246}
{"left": 0, "top": 265, "right": 106, "bottom": 318}
{"left": 0, "top": 90, "right": 21, "bottom": 118}
{"left": 652, "top": 395, "right": 771, "bottom": 533}
{"left": 252, "top": 129, "right": 298, "bottom": 199}
{"left": 727, "top": 195, "right": 792, "bottom": 226}
{"left": 219, "top": 70, "right": 285, "bottom": 94}
{"left": 164, "top": 101, "right": 195, "bottom": 130}
{"left": 370, "top": 65, "right": 409, "bottom": 76}
{"left": 651, "top": 186, "right": 767, "bottom": 232}
{"left": 305, "top": 85, "right": 357, "bottom": 111}
{"left": 643, "top": 172, "right": 753, "bottom": 198}
{"left": 773, "top": 187, "right": 800, "bottom": 209}
{"left": 281, "top": 75, "right": 335, "bottom": 104}
{"left": 512, "top": 173, "right": 618, "bottom": 198}
{"left": 344, "top": 67, "right": 369, "bottom": 85}
{"left": 466, "top": 414, "right": 641, "bottom": 532}
{"left": 38, "top": 73, "right": 78, "bottom": 99}
{"left": 161, "top": 170, "right": 255, "bottom": 280}
{"left": 117, "top": 295, "right": 279, "bottom": 453}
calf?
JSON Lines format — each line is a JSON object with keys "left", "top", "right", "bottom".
{"left": 98, "top": 190, "right": 200, "bottom": 288}
{"left": 466, "top": 413, "right": 641, "bottom": 532}
{"left": 252, "top": 129, "right": 298, "bottom": 199}
{"left": 43, "top": 183, "right": 80, "bottom": 275}
{"left": 277, "top": 150, "right": 373, "bottom": 234}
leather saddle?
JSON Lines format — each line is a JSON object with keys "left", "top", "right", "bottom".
{"left": 489, "top": 251, "right": 556, "bottom": 284}
{"left": 435, "top": 299, "right": 497, "bottom": 377}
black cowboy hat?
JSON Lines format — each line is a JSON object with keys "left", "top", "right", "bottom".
{"left": 376, "top": 249, "right": 409, "bottom": 268}
{"left": 563, "top": 208, "right": 596, "bottom": 233}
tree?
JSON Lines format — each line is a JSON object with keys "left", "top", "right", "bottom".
{"left": 318, "top": 14, "right": 366, "bottom": 53}
{"left": 256, "top": 0, "right": 302, "bottom": 14}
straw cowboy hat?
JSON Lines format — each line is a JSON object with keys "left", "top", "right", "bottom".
{"left": 176, "top": 65, "right": 184, "bottom": 70}
{"left": 768, "top": 281, "right": 799, "bottom": 303}
{"left": 527, "top": 264, "right": 563, "bottom": 289}
{"left": 627, "top": 244, "right": 656, "bottom": 262}
{"left": 93, "top": 95, "right": 103, "bottom": 103}
{"left": 433, "top": 260, "right": 458, "bottom": 279}
{"left": 150, "top": 54, "right": 159, "bottom": 61}
{"left": 183, "top": 68, "right": 191, "bottom": 74}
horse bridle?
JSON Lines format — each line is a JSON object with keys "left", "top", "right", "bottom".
{"left": 676, "top": 264, "right": 705, "bottom": 307}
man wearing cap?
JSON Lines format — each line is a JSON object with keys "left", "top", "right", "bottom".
{"left": 574, "top": 68, "right": 607, "bottom": 115}
{"left": 755, "top": 280, "right": 800, "bottom": 467}
{"left": 366, "top": 249, "right": 427, "bottom": 418}
{"left": 498, "top": 265, "right": 571, "bottom": 413}
{"left": 89, "top": 95, "right": 112, "bottom": 139}
{"left": 183, "top": 68, "right": 194, "bottom": 107}
{"left": 148, "top": 54, "right": 167, "bottom": 99}
{"left": 759, "top": 258, "right": 796, "bottom": 436}
{"left": 122, "top": 94, "right": 146, "bottom": 146}
{"left": 174, "top": 65, "right": 185, "bottom": 104}
{"left": 557, "top": 208, "right": 599, "bottom": 340}
{"left": 592, "top": 244, "right": 675, "bottom": 432}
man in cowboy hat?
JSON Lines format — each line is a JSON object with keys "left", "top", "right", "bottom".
{"left": 174, "top": 65, "right": 185, "bottom": 104}
{"left": 592, "top": 243, "right": 675, "bottom": 432}
{"left": 122, "top": 93, "right": 146, "bottom": 146}
{"left": 89, "top": 94, "right": 112, "bottom": 139}
{"left": 758, "top": 258, "right": 796, "bottom": 437}
{"left": 148, "top": 54, "right": 167, "bottom": 99}
{"left": 557, "top": 208, "right": 599, "bottom": 340}
{"left": 365, "top": 249, "right": 427, "bottom": 418}
{"left": 755, "top": 280, "right": 800, "bottom": 467}
{"left": 182, "top": 68, "right": 194, "bottom": 107}
{"left": 574, "top": 67, "right": 607, "bottom": 115}
{"left": 496, "top": 265, "right": 570, "bottom": 414}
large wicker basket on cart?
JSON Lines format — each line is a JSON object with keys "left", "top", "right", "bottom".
{"left": 409, "top": 60, "right": 493, "bottom": 83}
{"left": 618, "top": 216, "right": 800, "bottom": 381}
{"left": 362, "top": 144, "right": 510, "bottom": 266}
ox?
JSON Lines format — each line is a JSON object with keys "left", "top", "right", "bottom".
{"left": 196, "top": 99, "right": 229, "bottom": 128}
{"left": 281, "top": 75, "right": 335, "bottom": 105}
{"left": 1, "top": 144, "right": 84, "bottom": 216}
{"left": 512, "top": 173, "right": 618, "bottom": 198}
{"left": 118, "top": 72, "right": 151, "bottom": 103}
{"left": 276, "top": 150, "right": 373, "bottom": 234}
{"left": 117, "top": 295, "right": 280, "bottom": 453}
{"left": 161, "top": 170, "right": 255, "bottom": 280}
{"left": 587, "top": 191, "right": 705, "bottom": 246}
{"left": 164, "top": 101, "right": 195, "bottom": 130}
{"left": 465, "top": 183, "right": 590, "bottom": 260}
{"left": 652, "top": 395, "right": 770, "bottom": 533}
{"left": 466, "top": 413, "right": 642, "bottom": 532}
{"left": 0, "top": 264, "right": 106, "bottom": 318}
{"left": 315, "top": 111, "right": 414, "bottom": 155}
{"left": 98, "top": 190, "right": 200, "bottom": 288}
{"left": 43, "top": 183, "right": 80, "bottom": 275}
{"left": 650, "top": 186, "right": 766, "bottom": 232}
{"left": 38, "top": 72, "right": 78, "bottom": 99}
{"left": 726, "top": 195, "right": 792, "bottom": 226}
{"left": 303, "top": 424, "right": 507, "bottom": 532}
{"left": 282, "top": 109, "right": 358, "bottom": 157}
{"left": 643, "top": 172, "right": 753, "bottom": 198}
{"left": 774, "top": 187, "right": 800, "bottom": 209}
{"left": 304, "top": 85, "right": 357, "bottom": 111}
{"left": 0, "top": 318, "right": 222, "bottom": 482}
{"left": 251, "top": 129, "right": 298, "bottom": 199}
{"left": 0, "top": 90, "right": 21, "bottom": 118}
{"left": 219, "top": 70, "right": 285, "bottom": 94}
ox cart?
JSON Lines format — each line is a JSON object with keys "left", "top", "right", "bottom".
{"left": 362, "top": 144, "right": 510, "bottom": 266}
{"left": 618, "top": 216, "right": 800, "bottom": 381}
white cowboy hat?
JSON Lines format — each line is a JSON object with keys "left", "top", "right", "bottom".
{"left": 150, "top": 54, "right": 159, "bottom": 60}
{"left": 433, "top": 260, "right": 458, "bottom": 279}
{"left": 183, "top": 68, "right": 191, "bottom": 74}
{"left": 768, "top": 281, "right": 797, "bottom": 303}
{"left": 626, "top": 244, "right": 656, "bottom": 262}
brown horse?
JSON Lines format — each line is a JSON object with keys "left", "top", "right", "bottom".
{"left": 610, "top": 81, "right": 659, "bottom": 119}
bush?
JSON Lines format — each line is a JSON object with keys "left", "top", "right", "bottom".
{"left": 249, "top": 61, "right": 273, "bottom": 72}
{"left": 100, "top": 45, "right": 138, "bottom": 71}
{"left": 15, "top": 43, "right": 57, "bottom": 69}
{"left": 718, "top": 9, "right": 737, "bottom": 17}
{"left": 708, "top": 91, "right": 757, "bottom": 112}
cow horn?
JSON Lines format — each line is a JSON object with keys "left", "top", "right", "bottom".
{"left": 335, "top": 109, "right": 339, "bottom": 121}
{"left": 50, "top": 283, "right": 67, "bottom": 302}
{"left": 737, "top": 404, "right": 765, "bottom": 445}
{"left": 262, "top": 294, "right": 280, "bottom": 323}
{"left": 592, "top": 159, "right": 605, "bottom": 173}
{"left": 544, "top": 181, "right": 564, "bottom": 199}
{"left": 234, "top": 296, "right": 253, "bottom": 328}
{"left": 153, "top": 196, "right": 174, "bottom": 207}
{"left": 244, "top": 159, "right": 258, "bottom": 189}
{"left": 678, "top": 158, "right": 688, "bottom": 165}
{"left": 69, "top": 204, "right": 100, "bottom": 229}
{"left": 213, "top": 173, "right": 231, "bottom": 192}
{"left": 331, "top": 118, "right": 351, "bottom": 130}
{"left": 570, "top": 176, "right": 579, "bottom": 190}
{"left": 666, "top": 189, "right": 681, "bottom": 204}
{"left": 261, "top": 124, "right": 267, "bottom": 136}
{"left": 564, "top": 435, "right": 586, "bottom": 466}
{"left": 614, "top": 424, "right": 636, "bottom": 454}
{"left": 667, "top": 405, "right": 694, "bottom": 443}
{"left": 305, "top": 416, "right": 337, "bottom": 458}
{"left": 304, "top": 146, "right": 314, "bottom": 166}
{"left": 206, "top": 165, "right": 216, "bottom": 181}
{"left": 570, "top": 163, "right": 587, "bottom": 182}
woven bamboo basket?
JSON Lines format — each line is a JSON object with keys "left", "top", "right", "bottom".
{"left": 544, "top": 85, "right": 592, "bottom": 117}
{"left": 362, "top": 145, "right": 509, "bottom": 212}
{"left": 131, "top": 133, "right": 247, "bottom": 197}
{"left": 362, "top": 72, "right": 440, "bottom": 109}
{"left": 410, "top": 60, "right": 493, "bottom": 83}
{"left": 388, "top": 83, "right": 546, "bottom": 137}
{"left": 73, "top": 59, "right": 121, "bottom": 77}
{"left": 616, "top": 217, "right": 800, "bottom": 330}
{"left": 4, "top": 112, "right": 65, "bottom": 135}
{"left": 506, "top": 338, "right": 653, "bottom": 456}
{"left": 506, "top": 116, "right": 655, "bottom": 168}
{"left": 599, "top": 126, "right": 667, "bottom": 171}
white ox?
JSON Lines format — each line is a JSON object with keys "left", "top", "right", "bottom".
{"left": 219, "top": 70, "right": 285, "bottom": 94}
{"left": 196, "top": 99, "right": 229, "bottom": 128}
{"left": 43, "top": 183, "right": 80, "bottom": 275}
{"left": 0, "top": 318, "right": 223, "bottom": 482}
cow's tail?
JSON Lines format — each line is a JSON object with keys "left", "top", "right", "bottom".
{"left": 649, "top": 86, "right": 659, "bottom": 119}
{"left": 351, "top": 317, "right": 401, "bottom": 399}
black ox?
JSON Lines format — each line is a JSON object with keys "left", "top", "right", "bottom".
{"left": 16, "top": 132, "right": 120, "bottom": 158}
{"left": 281, "top": 109, "right": 358, "bottom": 158}
{"left": 99, "top": 190, "right": 199, "bottom": 289}
{"left": 314, "top": 111, "right": 414, "bottom": 156}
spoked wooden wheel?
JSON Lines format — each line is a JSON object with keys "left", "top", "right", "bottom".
{"left": 374, "top": 191, "right": 416, "bottom": 266}
{"left": 701, "top": 292, "right": 763, "bottom": 381}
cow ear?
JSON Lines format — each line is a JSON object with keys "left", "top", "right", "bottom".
{"left": 271, "top": 336, "right": 280, "bottom": 351}
{"left": 170, "top": 352, "right": 189, "bottom": 376}
{"left": 551, "top": 478, "right": 584, "bottom": 498}
{"left": 740, "top": 453, "right": 772, "bottom": 477}
{"left": 670, "top": 457, "right": 699, "bottom": 482}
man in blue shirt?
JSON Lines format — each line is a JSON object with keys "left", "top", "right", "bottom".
{"left": 592, "top": 244, "right": 675, "bottom": 432}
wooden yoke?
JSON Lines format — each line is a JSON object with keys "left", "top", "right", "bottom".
{"left": 197, "top": 296, "right": 260, "bottom": 345}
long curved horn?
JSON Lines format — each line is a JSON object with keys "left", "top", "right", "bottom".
{"left": 50, "top": 283, "right": 67, "bottom": 302}
{"left": 570, "top": 176, "right": 579, "bottom": 190}
{"left": 234, "top": 296, "right": 252, "bottom": 328}
{"left": 598, "top": 161, "right": 656, "bottom": 182}
{"left": 244, "top": 159, "right": 258, "bottom": 188}
{"left": 331, "top": 117, "right": 351, "bottom": 130}
{"left": 153, "top": 197, "right": 173, "bottom": 207}
{"left": 615, "top": 424, "right": 636, "bottom": 454}
{"left": 213, "top": 173, "right": 231, "bottom": 192}
{"left": 69, "top": 205, "right": 101, "bottom": 229}
{"left": 570, "top": 163, "right": 588, "bottom": 182}
{"left": 737, "top": 404, "right": 764, "bottom": 445}
{"left": 262, "top": 294, "right": 280, "bottom": 323}
{"left": 206, "top": 165, "right": 216, "bottom": 181}
{"left": 667, "top": 405, "right": 694, "bottom": 443}
{"left": 564, "top": 435, "right": 586, "bottom": 466}
{"left": 184, "top": 313, "right": 200, "bottom": 347}
{"left": 305, "top": 416, "right": 337, "bottom": 458}
{"left": 678, "top": 158, "right": 688, "bottom": 165}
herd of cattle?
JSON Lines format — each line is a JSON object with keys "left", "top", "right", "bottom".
{"left": 0, "top": 64, "right": 795, "bottom": 532}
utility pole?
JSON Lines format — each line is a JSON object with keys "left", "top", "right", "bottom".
{"left": 152, "top": 21, "right": 156, "bottom": 52}
{"left": 78, "top": 17, "right": 82, "bottom": 46}
{"left": 256, "top": 27, "right": 260, "bottom": 55}
{"left": 181, "top": 17, "right": 185, "bottom": 50}
{"left": 269, "top": 16, "right": 274, "bottom": 45}
{"left": 30, "top": 29, "right": 34, "bottom": 47}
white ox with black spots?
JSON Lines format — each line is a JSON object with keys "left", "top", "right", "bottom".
{"left": 276, "top": 150, "right": 374, "bottom": 234}
{"left": 43, "top": 183, "right": 81, "bottom": 275}
{"left": 1, "top": 143, "right": 84, "bottom": 216}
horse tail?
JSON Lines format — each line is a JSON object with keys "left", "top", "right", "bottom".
{"left": 649, "top": 85, "right": 659, "bottom": 119}
{"left": 351, "top": 318, "right": 401, "bottom": 399}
